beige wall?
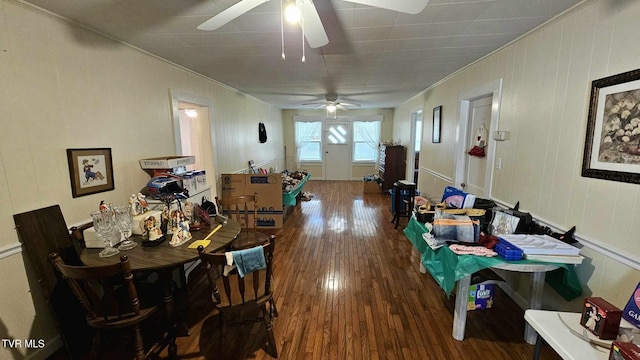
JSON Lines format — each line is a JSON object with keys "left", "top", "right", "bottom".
{"left": 394, "top": 0, "right": 640, "bottom": 311}
{"left": 0, "top": 1, "right": 283, "bottom": 358}
{"left": 282, "top": 108, "right": 394, "bottom": 179}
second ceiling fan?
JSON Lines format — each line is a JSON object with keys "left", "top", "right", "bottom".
{"left": 197, "top": 0, "right": 429, "bottom": 49}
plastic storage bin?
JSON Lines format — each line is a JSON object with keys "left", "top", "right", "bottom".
{"left": 494, "top": 237, "right": 523, "bottom": 261}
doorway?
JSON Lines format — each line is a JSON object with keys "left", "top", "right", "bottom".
{"left": 409, "top": 110, "right": 423, "bottom": 184}
{"left": 324, "top": 120, "right": 351, "bottom": 180}
{"left": 454, "top": 79, "right": 503, "bottom": 198}
{"left": 462, "top": 96, "right": 491, "bottom": 196}
{"left": 169, "top": 90, "right": 218, "bottom": 197}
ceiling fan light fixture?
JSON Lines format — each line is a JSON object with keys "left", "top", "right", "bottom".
{"left": 284, "top": 2, "right": 301, "bottom": 24}
{"left": 326, "top": 104, "right": 337, "bottom": 113}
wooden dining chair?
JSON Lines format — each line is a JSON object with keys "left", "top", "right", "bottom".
{"left": 215, "top": 193, "right": 270, "bottom": 250}
{"left": 49, "top": 252, "right": 161, "bottom": 360}
{"left": 197, "top": 235, "right": 278, "bottom": 358}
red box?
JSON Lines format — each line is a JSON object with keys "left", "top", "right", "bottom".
{"left": 609, "top": 341, "right": 640, "bottom": 360}
{"left": 581, "top": 297, "right": 622, "bottom": 340}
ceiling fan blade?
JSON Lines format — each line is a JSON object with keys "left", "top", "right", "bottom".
{"left": 299, "top": 1, "right": 329, "bottom": 48}
{"left": 339, "top": 102, "right": 361, "bottom": 108}
{"left": 197, "top": 0, "right": 269, "bottom": 31}
{"left": 344, "top": 0, "right": 429, "bottom": 14}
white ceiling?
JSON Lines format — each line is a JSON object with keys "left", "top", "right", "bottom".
{"left": 21, "top": 0, "right": 584, "bottom": 109}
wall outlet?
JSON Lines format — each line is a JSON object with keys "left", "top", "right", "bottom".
{"left": 496, "top": 158, "right": 502, "bottom": 170}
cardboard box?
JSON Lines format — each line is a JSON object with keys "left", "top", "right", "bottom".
{"left": 363, "top": 181, "right": 380, "bottom": 194}
{"left": 139, "top": 156, "right": 195, "bottom": 169}
{"left": 623, "top": 282, "right": 640, "bottom": 329}
{"left": 581, "top": 297, "right": 623, "bottom": 340}
{"left": 609, "top": 341, "right": 640, "bottom": 360}
{"left": 221, "top": 173, "right": 283, "bottom": 229}
{"left": 468, "top": 283, "right": 494, "bottom": 310}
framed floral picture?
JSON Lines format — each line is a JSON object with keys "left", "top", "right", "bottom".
{"left": 67, "top": 148, "right": 115, "bottom": 198}
{"left": 582, "top": 68, "right": 640, "bottom": 184}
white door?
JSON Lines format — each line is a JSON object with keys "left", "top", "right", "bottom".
{"left": 454, "top": 79, "right": 502, "bottom": 199}
{"left": 463, "top": 96, "right": 492, "bottom": 196}
{"left": 324, "top": 121, "right": 351, "bottom": 180}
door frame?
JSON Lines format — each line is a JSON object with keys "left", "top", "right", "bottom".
{"left": 323, "top": 118, "right": 352, "bottom": 180}
{"left": 453, "top": 79, "right": 503, "bottom": 198}
{"left": 408, "top": 106, "right": 424, "bottom": 182}
{"left": 169, "top": 90, "right": 219, "bottom": 196}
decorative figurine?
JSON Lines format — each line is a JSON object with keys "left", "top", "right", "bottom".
{"left": 129, "top": 194, "right": 141, "bottom": 216}
{"left": 170, "top": 211, "right": 192, "bottom": 246}
{"left": 142, "top": 215, "right": 163, "bottom": 241}
{"left": 137, "top": 193, "right": 148, "bottom": 213}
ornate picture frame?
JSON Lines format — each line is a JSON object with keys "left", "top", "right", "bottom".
{"left": 433, "top": 105, "right": 442, "bottom": 143}
{"left": 582, "top": 68, "right": 640, "bottom": 184}
{"left": 67, "top": 148, "right": 115, "bottom": 198}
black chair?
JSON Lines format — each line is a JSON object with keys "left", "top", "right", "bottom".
{"left": 197, "top": 235, "right": 278, "bottom": 358}
{"left": 50, "top": 252, "right": 160, "bottom": 360}
{"left": 391, "top": 180, "right": 416, "bottom": 229}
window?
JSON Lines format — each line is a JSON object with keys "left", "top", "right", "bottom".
{"left": 295, "top": 121, "right": 322, "bottom": 161}
{"left": 353, "top": 121, "right": 381, "bottom": 162}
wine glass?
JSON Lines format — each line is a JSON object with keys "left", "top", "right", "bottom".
{"left": 90, "top": 210, "right": 119, "bottom": 258}
{"left": 114, "top": 205, "right": 137, "bottom": 250}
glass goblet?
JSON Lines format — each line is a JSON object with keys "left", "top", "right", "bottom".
{"left": 114, "top": 205, "right": 137, "bottom": 250}
{"left": 90, "top": 210, "right": 119, "bottom": 258}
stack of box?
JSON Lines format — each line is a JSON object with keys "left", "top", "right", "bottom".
{"left": 221, "top": 173, "right": 283, "bottom": 229}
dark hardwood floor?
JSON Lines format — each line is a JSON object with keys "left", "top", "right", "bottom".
{"left": 49, "top": 180, "right": 562, "bottom": 360}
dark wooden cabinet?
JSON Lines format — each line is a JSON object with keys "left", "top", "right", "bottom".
{"left": 378, "top": 145, "right": 406, "bottom": 193}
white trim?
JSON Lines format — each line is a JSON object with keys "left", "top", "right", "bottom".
{"left": 0, "top": 242, "right": 22, "bottom": 259}
{"left": 529, "top": 214, "right": 640, "bottom": 271}
{"left": 491, "top": 196, "right": 640, "bottom": 271}
{"left": 408, "top": 107, "right": 424, "bottom": 181}
{"left": 419, "top": 167, "right": 453, "bottom": 184}
{"left": 169, "top": 90, "right": 220, "bottom": 193}
{"left": 454, "top": 79, "right": 503, "bottom": 198}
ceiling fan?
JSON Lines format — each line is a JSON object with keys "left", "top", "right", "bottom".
{"left": 302, "top": 94, "right": 361, "bottom": 112}
{"left": 197, "top": 0, "right": 429, "bottom": 49}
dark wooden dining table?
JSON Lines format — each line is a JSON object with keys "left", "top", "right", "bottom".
{"left": 80, "top": 218, "right": 241, "bottom": 359}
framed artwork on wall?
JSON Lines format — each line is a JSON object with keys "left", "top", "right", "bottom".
{"left": 67, "top": 148, "right": 115, "bottom": 198}
{"left": 582, "top": 68, "right": 640, "bottom": 184}
{"left": 432, "top": 105, "right": 442, "bottom": 143}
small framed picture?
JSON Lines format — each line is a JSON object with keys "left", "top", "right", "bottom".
{"left": 66, "top": 148, "right": 114, "bottom": 198}
{"left": 432, "top": 106, "right": 442, "bottom": 143}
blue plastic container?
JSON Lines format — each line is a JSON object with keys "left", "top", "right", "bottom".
{"left": 494, "top": 237, "right": 523, "bottom": 261}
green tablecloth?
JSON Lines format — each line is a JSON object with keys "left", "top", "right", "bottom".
{"left": 403, "top": 215, "right": 582, "bottom": 301}
{"left": 282, "top": 173, "right": 311, "bottom": 206}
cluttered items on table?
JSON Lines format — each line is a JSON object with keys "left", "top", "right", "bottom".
{"left": 414, "top": 186, "right": 581, "bottom": 263}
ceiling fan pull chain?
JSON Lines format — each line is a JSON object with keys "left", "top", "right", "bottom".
{"left": 281, "top": 0, "right": 285, "bottom": 60}
{"left": 301, "top": 10, "right": 306, "bottom": 63}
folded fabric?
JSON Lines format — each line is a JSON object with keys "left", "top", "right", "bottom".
{"left": 232, "top": 246, "right": 266, "bottom": 278}
{"left": 449, "top": 244, "right": 497, "bottom": 257}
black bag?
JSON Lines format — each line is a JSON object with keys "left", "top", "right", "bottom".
{"left": 259, "top": 122, "right": 267, "bottom": 143}
{"left": 501, "top": 201, "right": 534, "bottom": 234}
{"left": 201, "top": 196, "right": 217, "bottom": 215}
